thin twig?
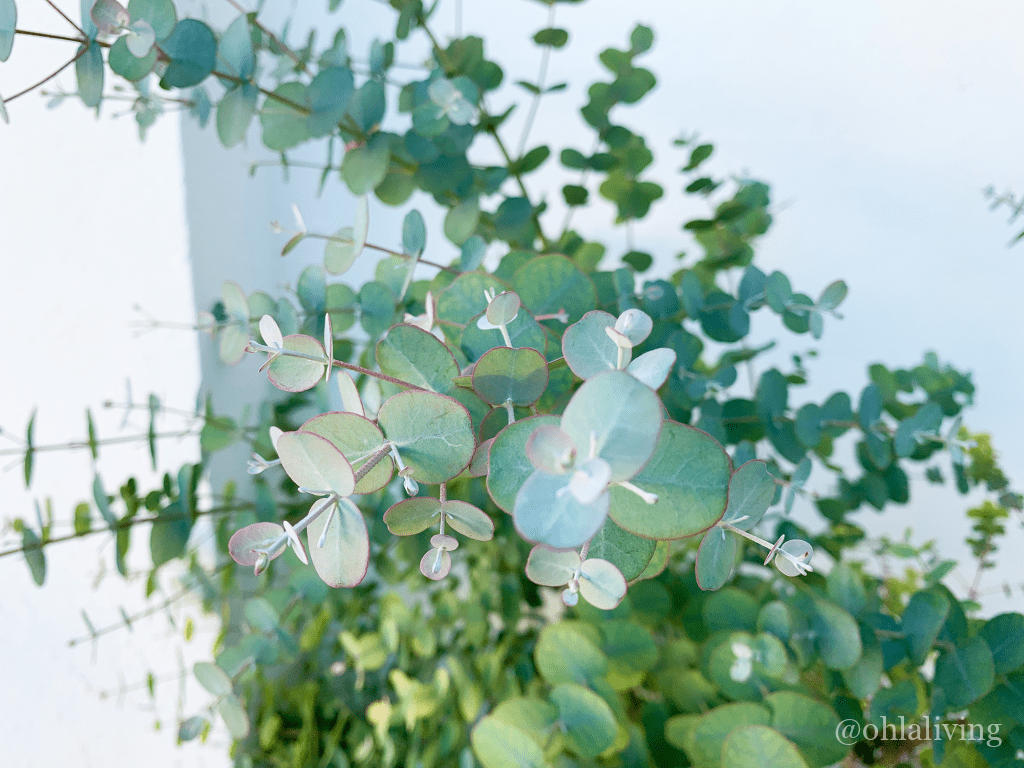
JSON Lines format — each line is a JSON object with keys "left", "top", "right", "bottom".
{"left": 15, "top": 28, "right": 84, "bottom": 44}
{"left": 44, "top": 0, "right": 86, "bottom": 37}
{"left": 3, "top": 47, "right": 87, "bottom": 104}
{"left": 516, "top": 3, "right": 556, "bottom": 158}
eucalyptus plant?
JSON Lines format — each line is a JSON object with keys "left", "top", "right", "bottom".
{"left": 3, "top": 2, "right": 1024, "bottom": 768}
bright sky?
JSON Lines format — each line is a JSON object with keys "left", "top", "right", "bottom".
{"left": 1, "top": 0, "right": 1023, "bottom": 765}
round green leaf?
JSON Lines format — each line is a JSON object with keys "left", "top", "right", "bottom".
{"left": 721, "top": 460, "right": 777, "bottom": 531}
{"left": 437, "top": 272, "right": 509, "bottom": 325}
{"left": 722, "top": 726, "right": 808, "bottom": 768}
{"left": 550, "top": 682, "right": 618, "bottom": 758}
{"left": 216, "top": 694, "right": 250, "bottom": 738}
{"left": 535, "top": 621, "right": 608, "bottom": 686}
{"left": 560, "top": 370, "right": 661, "bottom": 482}
{"left": 221, "top": 279, "right": 249, "bottom": 321}
{"left": 443, "top": 500, "right": 494, "bottom": 540}
{"left": 525, "top": 424, "right": 575, "bottom": 473}
{"left": 626, "top": 348, "right": 676, "bottom": 390}
{"left": 585, "top": 515, "right": 657, "bottom": 582}
{"left": 219, "top": 323, "right": 249, "bottom": 365}
{"left": 683, "top": 703, "right": 772, "bottom": 766}
{"left": 306, "top": 67, "right": 355, "bottom": 136}
{"left": 462, "top": 307, "right": 547, "bottom": 362}
{"left": 490, "top": 698, "right": 559, "bottom": 747}
{"left": 513, "top": 255, "right": 597, "bottom": 325}
{"left": 306, "top": 497, "right": 369, "bottom": 588}
{"left": 525, "top": 545, "right": 580, "bottom": 586}
{"left": 808, "top": 599, "right": 862, "bottom": 670}
{"left": 383, "top": 497, "right": 440, "bottom": 536}
{"left": 0, "top": 0, "right": 16, "bottom": 62}
{"left": 578, "top": 558, "right": 627, "bottom": 610}
{"left": 444, "top": 196, "right": 480, "bottom": 245}
{"left": 127, "top": 0, "right": 176, "bottom": 41}
{"left": 842, "top": 626, "right": 882, "bottom": 699}
{"left": 377, "top": 323, "right": 459, "bottom": 394}
{"left": 609, "top": 421, "right": 730, "bottom": 540}
{"left": 267, "top": 334, "right": 325, "bottom": 392}
{"left": 228, "top": 522, "right": 283, "bottom": 567}
{"left": 514, "top": 470, "right": 609, "bottom": 550}
{"left": 470, "top": 718, "right": 546, "bottom": 768}
{"left": 765, "top": 691, "right": 847, "bottom": 767}
{"left": 325, "top": 227, "right": 359, "bottom": 275}
{"left": 934, "top": 636, "right": 995, "bottom": 709}
{"left": 902, "top": 588, "right": 950, "bottom": 666}
{"left": 194, "top": 661, "right": 232, "bottom": 696}
{"left": 159, "top": 19, "right": 217, "bottom": 88}
{"left": 218, "top": 15, "right": 254, "bottom": 79}
{"left": 979, "top": 613, "right": 1024, "bottom": 674}
{"left": 342, "top": 132, "right": 390, "bottom": 195}
{"left": 487, "top": 415, "right": 560, "bottom": 513}
{"left": 485, "top": 290, "right": 521, "bottom": 327}
{"left": 826, "top": 562, "right": 867, "bottom": 617}
{"left": 562, "top": 310, "right": 624, "bottom": 380}
{"left": 377, "top": 391, "right": 475, "bottom": 484}
{"left": 696, "top": 526, "right": 737, "bottom": 591}
{"left": 300, "top": 411, "right": 393, "bottom": 494}
{"left": 472, "top": 346, "right": 548, "bottom": 406}
{"left": 818, "top": 280, "right": 848, "bottom": 311}
{"left": 216, "top": 83, "right": 258, "bottom": 148}
{"left": 108, "top": 35, "right": 157, "bottom": 81}
{"left": 358, "top": 280, "right": 397, "bottom": 337}
{"left": 259, "top": 81, "right": 310, "bottom": 151}
{"left": 277, "top": 431, "right": 355, "bottom": 496}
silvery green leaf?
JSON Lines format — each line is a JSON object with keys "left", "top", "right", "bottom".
{"left": 626, "top": 348, "right": 676, "bottom": 389}
{"left": 126, "top": 19, "right": 155, "bottom": 57}
{"left": 614, "top": 308, "right": 653, "bottom": 346}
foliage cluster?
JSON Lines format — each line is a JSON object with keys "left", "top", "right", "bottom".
{"left": 2, "top": 1, "right": 1024, "bottom": 768}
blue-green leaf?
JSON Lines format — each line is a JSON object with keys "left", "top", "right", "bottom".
{"left": 0, "top": 0, "right": 16, "bottom": 61}
{"left": 160, "top": 19, "right": 217, "bottom": 89}
{"left": 216, "top": 83, "right": 258, "bottom": 147}
{"left": 76, "top": 42, "right": 104, "bottom": 108}
{"left": 218, "top": 16, "right": 254, "bottom": 79}
{"left": 696, "top": 526, "right": 736, "bottom": 591}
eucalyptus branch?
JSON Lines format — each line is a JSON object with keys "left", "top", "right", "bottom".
{"left": 0, "top": 503, "right": 251, "bottom": 561}
{"left": 223, "top": 0, "right": 309, "bottom": 74}
{"left": 515, "top": 3, "right": 556, "bottom": 158}
{"left": 44, "top": 0, "right": 86, "bottom": 37}
{"left": 68, "top": 563, "right": 234, "bottom": 648}
{"left": 2, "top": 46, "right": 87, "bottom": 105}
{"left": 417, "top": 15, "right": 552, "bottom": 250}
{"left": 15, "top": 29, "right": 85, "bottom": 44}
{"left": 0, "top": 428, "right": 202, "bottom": 458}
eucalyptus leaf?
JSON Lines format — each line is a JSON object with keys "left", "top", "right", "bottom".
{"left": 276, "top": 430, "right": 355, "bottom": 496}
{"left": 525, "top": 546, "right": 581, "bottom": 586}
{"left": 578, "top": 558, "right": 627, "bottom": 609}
{"left": 306, "top": 497, "right": 369, "bottom": 588}
{"left": 513, "top": 469, "right": 609, "bottom": 550}
{"left": 377, "top": 391, "right": 475, "bottom": 484}
{"left": 487, "top": 415, "right": 560, "bottom": 513}
{"left": 267, "top": 335, "right": 325, "bottom": 392}
{"left": 609, "top": 420, "right": 730, "bottom": 540}
{"left": 300, "top": 411, "right": 393, "bottom": 493}
{"left": 560, "top": 370, "right": 661, "bottom": 482}
{"left": 472, "top": 346, "right": 548, "bottom": 406}
{"left": 695, "top": 527, "right": 737, "bottom": 591}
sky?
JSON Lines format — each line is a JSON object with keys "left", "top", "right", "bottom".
{"left": 2, "top": 0, "right": 1023, "bottom": 765}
